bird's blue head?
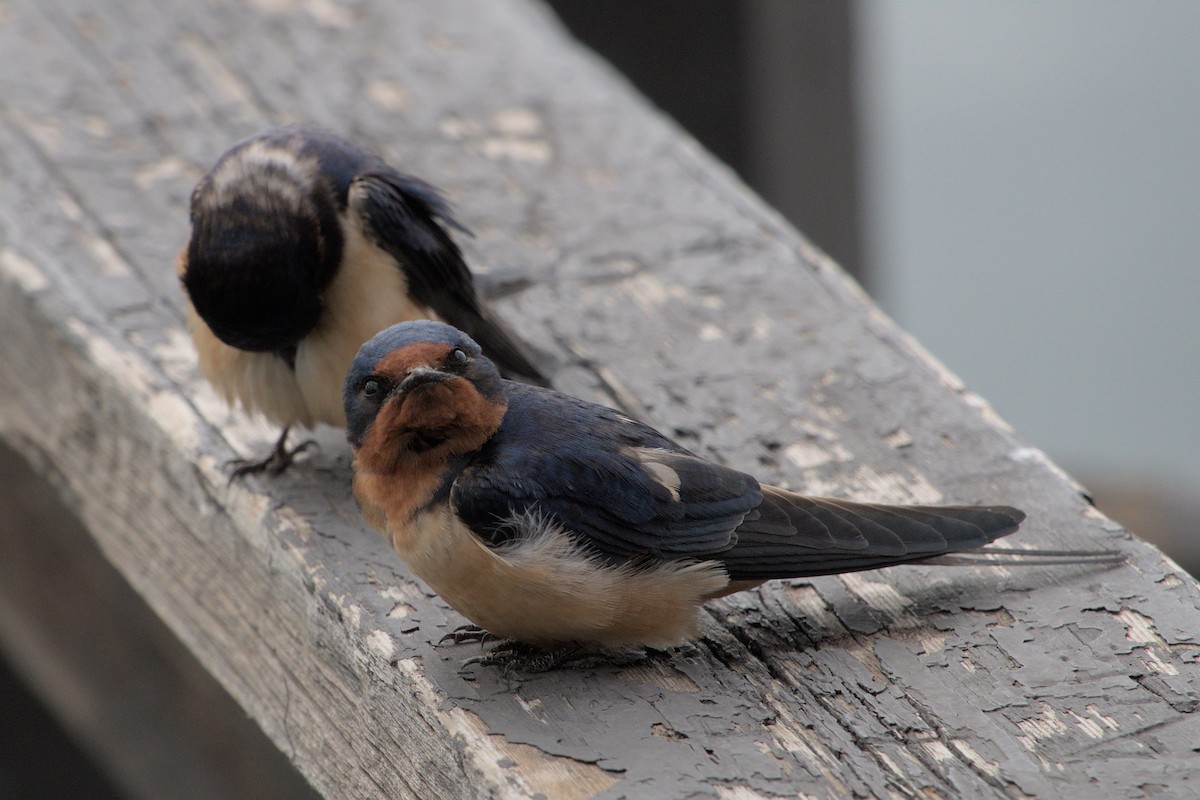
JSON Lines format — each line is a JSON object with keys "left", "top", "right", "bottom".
{"left": 344, "top": 321, "right": 507, "bottom": 467}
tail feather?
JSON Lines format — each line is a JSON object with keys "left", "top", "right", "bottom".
{"left": 721, "top": 487, "right": 1031, "bottom": 580}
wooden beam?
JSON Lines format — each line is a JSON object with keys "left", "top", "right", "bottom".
{"left": 0, "top": 0, "right": 1197, "bottom": 797}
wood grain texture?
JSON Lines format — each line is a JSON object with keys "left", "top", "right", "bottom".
{"left": 0, "top": 1, "right": 1197, "bottom": 798}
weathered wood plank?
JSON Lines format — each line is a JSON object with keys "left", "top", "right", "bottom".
{"left": 1, "top": 0, "right": 1198, "bottom": 798}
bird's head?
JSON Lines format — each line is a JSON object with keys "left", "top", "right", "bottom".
{"left": 181, "top": 133, "right": 343, "bottom": 354}
{"left": 344, "top": 321, "right": 508, "bottom": 472}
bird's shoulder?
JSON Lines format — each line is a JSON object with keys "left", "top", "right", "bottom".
{"left": 448, "top": 383, "right": 762, "bottom": 561}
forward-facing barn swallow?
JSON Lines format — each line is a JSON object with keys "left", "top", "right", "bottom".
{"left": 345, "top": 322, "right": 1120, "bottom": 667}
{"left": 179, "top": 125, "right": 547, "bottom": 476}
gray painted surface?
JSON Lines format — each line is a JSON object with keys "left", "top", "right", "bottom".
{"left": 0, "top": 0, "right": 1197, "bottom": 798}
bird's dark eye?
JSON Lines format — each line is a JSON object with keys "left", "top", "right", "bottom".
{"left": 448, "top": 347, "right": 469, "bottom": 368}
{"left": 362, "top": 377, "right": 383, "bottom": 398}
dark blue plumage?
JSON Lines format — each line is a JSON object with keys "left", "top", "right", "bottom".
{"left": 181, "top": 125, "right": 547, "bottom": 477}
{"left": 345, "top": 321, "right": 1031, "bottom": 583}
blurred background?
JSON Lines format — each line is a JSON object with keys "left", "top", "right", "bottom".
{"left": 4, "top": 2, "right": 1198, "bottom": 797}
{"left": 547, "top": 0, "right": 1200, "bottom": 577}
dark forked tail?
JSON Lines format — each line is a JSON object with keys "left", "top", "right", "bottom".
{"left": 720, "top": 487, "right": 1120, "bottom": 581}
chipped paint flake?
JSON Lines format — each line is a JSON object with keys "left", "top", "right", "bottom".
{"left": 84, "top": 236, "right": 133, "bottom": 277}
{"left": 515, "top": 695, "right": 549, "bottom": 724}
{"left": 1066, "top": 710, "right": 1105, "bottom": 740}
{"left": 439, "top": 115, "right": 481, "bottom": 140}
{"left": 1085, "top": 704, "right": 1119, "bottom": 731}
{"left": 1117, "top": 608, "right": 1166, "bottom": 645}
{"left": 303, "top": 0, "right": 353, "bottom": 28}
{"left": 923, "top": 740, "right": 954, "bottom": 762}
{"left": 840, "top": 573, "right": 917, "bottom": 626}
{"left": 625, "top": 273, "right": 687, "bottom": 311}
{"left": 134, "top": 155, "right": 195, "bottom": 189}
{"left": 366, "top": 79, "right": 410, "bottom": 112}
{"left": 483, "top": 138, "right": 552, "bottom": 165}
{"left": 782, "top": 583, "right": 842, "bottom": 632}
{"left": 395, "top": 660, "right": 620, "bottom": 798}
{"left": 0, "top": 249, "right": 50, "bottom": 292}
{"left": 951, "top": 740, "right": 1001, "bottom": 779}
{"left": 716, "top": 786, "right": 780, "bottom": 800}
{"left": 616, "top": 661, "right": 700, "bottom": 693}
{"left": 783, "top": 440, "right": 852, "bottom": 470}
{"left": 1140, "top": 648, "right": 1181, "bottom": 676}
{"left": 1014, "top": 703, "right": 1069, "bottom": 750}
{"left": 851, "top": 464, "right": 943, "bottom": 504}
{"left": 492, "top": 107, "right": 543, "bottom": 137}
{"left": 148, "top": 390, "right": 202, "bottom": 453}
{"left": 366, "top": 629, "right": 394, "bottom": 660}
{"left": 884, "top": 427, "right": 913, "bottom": 449}
{"left": 178, "top": 35, "right": 260, "bottom": 115}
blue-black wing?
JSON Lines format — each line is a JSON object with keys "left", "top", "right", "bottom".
{"left": 350, "top": 170, "right": 547, "bottom": 384}
{"left": 448, "top": 384, "right": 1026, "bottom": 576}
{"left": 448, "top": 385, "right": 763, "bottom": 562}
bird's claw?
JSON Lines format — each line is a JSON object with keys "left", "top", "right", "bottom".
{"left": 457, "top": 641, "right": 643, "bottom": 674}
{"left": 438, "top": 624, "right": 498, "bottom": 647}
{"left": 227, "top": 432, "right": 317, "bottom": 481}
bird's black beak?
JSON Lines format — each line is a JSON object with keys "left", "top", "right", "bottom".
{"left": 396, "top": 366, "right": 453, "bottom": 396}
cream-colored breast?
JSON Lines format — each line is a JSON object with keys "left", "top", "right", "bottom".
{"left": 294, "top": 212, "right": 432, "bottom": 427}
{"left": 188, "top": 304, "right": 314, "bottom": 427}
{"left": 394, "top": 505, "right": 731, "bottom": 649}
{"left": 187, "top": 211, "right": 434, "bottom": 430}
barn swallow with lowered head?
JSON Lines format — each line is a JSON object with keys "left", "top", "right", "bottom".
{"left": 344, "top": 321, "right": 1121, "bottom": 669}
{"left": 179, "top": 125, "right": 547, "bottom": 477}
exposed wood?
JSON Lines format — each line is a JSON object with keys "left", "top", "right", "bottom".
{"left": 0, "top": 442, "right": 321, "bottom": 800}
{"left": 0, "top": 1, "right": 1197, "bottom": 798}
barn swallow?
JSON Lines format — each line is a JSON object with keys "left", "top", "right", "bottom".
{"left": 179, "top": 125, "right": 547, "bottom": 476}
{"left": 344, "top": 321, "right": 1121, "bottom": 668}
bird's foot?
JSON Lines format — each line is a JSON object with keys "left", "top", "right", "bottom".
{"left": 460, "top": 641, "right": 582, "bottom": 675}
{"left": 459, "top": 641, "right": 649, "bottom": 674}
{"left": 438, "top": 624, "right": 499, "bottom": 647}
{"left": 228, "top": 427, "right": 316, "bottom": 481}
